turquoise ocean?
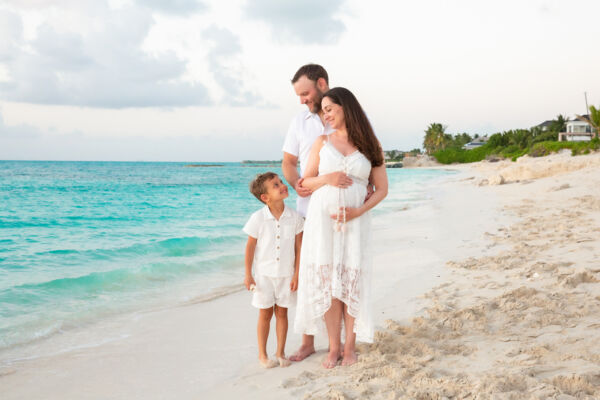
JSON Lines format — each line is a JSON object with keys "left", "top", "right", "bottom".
{"left": 0, "top": 161, "right": 453, "bottom": 353}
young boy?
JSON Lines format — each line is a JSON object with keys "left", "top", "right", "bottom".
{"left": 243, "top": 172, "right": 303, "bottom": 368}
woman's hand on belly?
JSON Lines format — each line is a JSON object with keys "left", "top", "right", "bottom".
{"left": 326, "top": 171, "right": 353, "bottom": 188}
{"left": 330, "top": 206, "right": 362, "bottom": 223}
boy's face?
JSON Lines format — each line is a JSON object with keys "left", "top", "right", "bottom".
{"left": 261, "top": 176, "right": 289, "bottom": 203}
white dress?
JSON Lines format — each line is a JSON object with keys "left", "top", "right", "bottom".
{"left": 294, "top": 136, "right": 374, "bottom": 343}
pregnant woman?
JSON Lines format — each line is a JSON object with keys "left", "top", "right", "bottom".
{"left": 294, "top": 87, "right": 388, "bottom": 368}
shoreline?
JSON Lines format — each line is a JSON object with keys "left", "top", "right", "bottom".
{"left": 0, "top": 168, "right": 449, "bottom": 363}
{"left": 0, "top": 169, "right": 473, "bottom": 398}
{"left": 2, "top": 152, "right": 598, "bottom": 398}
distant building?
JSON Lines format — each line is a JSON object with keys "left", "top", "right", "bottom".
{"left": 535, "top": 120, "right": 554, "bottom": 131}
{"left": 462, "top": 136, "right": 488, "bottom": 150}
{"left": 559, "top": 115, "right": 593, "bottom": 142}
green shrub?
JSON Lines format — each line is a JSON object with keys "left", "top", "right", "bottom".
{"left": 529, "top": 143, "right": 552, "bottom": 157}
{"left": 433, "top": 148, "right": 467, "bottom": 164}
{"left": 433, "top": 143, "right": 494, "bottom": 164}
{"left": 528, "top": 140, "right": 599, "bottom": 157}
{"left": 532, "top": 130, "right": 558, "bottom": 143}
{"left": 570, "top": 138, "right": 599, "bottom": 155}
{"left": 487, "top": 133, "right": 507, "bottom": 148}
{"left": 501, "top": 144, "right": 520, "bottom": 155}
{"left": 432, "top": 134, "right": 598, "bottom": 164}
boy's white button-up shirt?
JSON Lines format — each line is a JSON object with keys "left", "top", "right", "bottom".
{"left": 282, "top": 110, "right": 334, "bottom": 217}
{"left": 243, "top": 205, "right": 304, "bottom": 277}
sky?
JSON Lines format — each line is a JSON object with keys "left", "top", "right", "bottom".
{"left": 1, "top": 0, "right": 599, "bottom": 161}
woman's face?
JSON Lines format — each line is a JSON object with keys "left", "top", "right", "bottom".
{"left": 322, "top": 96, "right": 345, "bottom": 130}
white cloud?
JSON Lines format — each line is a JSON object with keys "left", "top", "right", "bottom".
{"left": 0, "top": 106, "right": 285, "bottom": 161}
{"left": 203, "top": 25, "right": 265, "bottom": 106}
{"left": 0, "top": 9, "right": 22, "bottom": 62}
{"left": 136, "top": 0, "right": 207, "bottom": 15}
{"left": 2, "top": 0, "right": 600, "bottom": 161}
{"left": 0, "top": 107, "right": 42, "bottom": 139}
{"left": 244, "top": 0, "right": 347, "bottom": 44}
{"left": 0, "top": 4, "right": 211, "bottom": 108}
{"left": 0, "top": 1, "right": 264, "bottom": 108}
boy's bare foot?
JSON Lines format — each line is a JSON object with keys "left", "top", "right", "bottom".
{"left": 277, "top": 357, "right": 292, "bottom": 367}
{"left": 289, "top": 344, "right": 316, "bottom": 362}
{"left": 259, "top": 358, "right": 278, "bottom": 369}
{"left": 321, "top": 351, "right": 341, "bottom": 369}
{"left": 341, "top": 350, "right": 357, "bottom": 366}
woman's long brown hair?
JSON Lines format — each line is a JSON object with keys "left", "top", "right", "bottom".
{"left": 323, "top": 87, "right": 383, "bottom": 167}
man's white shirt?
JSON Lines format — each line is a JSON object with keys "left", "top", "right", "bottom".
{"left": 282, "top": 109, "right": 334, "bottom": 216}
{"left": 243, "top": 205, "right": 304, "bottom": 277}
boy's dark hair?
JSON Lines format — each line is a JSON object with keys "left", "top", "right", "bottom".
{"left": 291, "top": 64, "right": 329, "bottom": 85}
{"left": 249, "top": 172, "right": 278, "bottom": 203}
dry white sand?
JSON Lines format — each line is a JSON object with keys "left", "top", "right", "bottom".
{"left": 474, "top": 149, "right": 600, "bottom": 185}
{"left": 212, "top": 152, "right": 600, "bottom": 399}
{"left": 2, "top": 151, "right": 599, "bottom": 399}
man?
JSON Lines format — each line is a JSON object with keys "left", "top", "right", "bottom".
{"left": 282, "top": 64, "right": 333, "bottom": 217}
{"left": 281, "top": 63, "right": 333, "bottom": 361}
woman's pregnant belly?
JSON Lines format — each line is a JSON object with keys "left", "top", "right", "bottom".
{"left": 312, "top": 183, "right": 367, "bottom": 211}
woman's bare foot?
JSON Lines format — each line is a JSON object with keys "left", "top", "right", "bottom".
{"left": 289, "top": 344, "right": 316, "bottom": 362}
{"left": 341, "top": 350, "right": 357, "bottom": 366}
{"left": 277, "top": 356, "right": 291, "bottom": 367}
{"left": 321, "top": 351, "right": 341, "bottom": 369}
{"left": 259, "top": 357, "right": 278, "bottom": 369}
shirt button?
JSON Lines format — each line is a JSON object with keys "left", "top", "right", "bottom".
{"left": 277, "top": 246, "right": 280, "bottom": 249}
{"left": 276, "top": 235, "right": 280, "bottom": 239}
{"left": 276, "top": 257, "right": 279, "bottom": 261}
{"left": 277, "top": 224, "right": 280, "bottom": 228}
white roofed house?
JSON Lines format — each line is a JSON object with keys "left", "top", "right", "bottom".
{"left": 559, "top": 115, "right": 595, "bottom": 142}
{"left": 535, "top": 120, "right": 555, "bottom": 132}
{"left": 462, "top": 135, "right": 488, "bottom": 150}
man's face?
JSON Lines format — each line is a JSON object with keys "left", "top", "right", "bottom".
{"left": 261, "top": 176, "right": 289, "bottom": 203}
{"left": 293, "top": 75, "right": 324, "bottom": 114}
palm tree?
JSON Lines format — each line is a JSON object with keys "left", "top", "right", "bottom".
{"left": 576, "top": 105, "right": 600, "bottom": 139}
{"left": 423, "top": 123, "right": 448, "bottom": 154}
{"left": 550, "top": 114, "right": 568, "bottom": 133}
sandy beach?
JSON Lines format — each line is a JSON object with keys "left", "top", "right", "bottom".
{"left": 2, "top": 151, "right": 600, "bottom": 399}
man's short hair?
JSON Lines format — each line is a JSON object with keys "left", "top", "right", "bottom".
{"left": 249, "top": 172, "right": 278, "bottom": 203}
{"left": 291, "top": 64, "right": 329, "bottom": 85}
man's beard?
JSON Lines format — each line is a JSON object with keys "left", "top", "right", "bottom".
{"left": 310, "top": 90, "right": 324, "bottom": 113}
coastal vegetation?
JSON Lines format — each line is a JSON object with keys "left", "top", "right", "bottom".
{"left": 422, "top": 123, "right": 475, "bottom": 155}
{"left": 384, "top": 148, "right": 421, "bottom": 162}
{"left": 424, "top": 112, "right": 600, "bottom": 164}
{"left": 242, "top": 160, "right": 282, "bottom": 164}
{"left": 434, "top": 138, "right": 599, "bottom": 164}
{"left": 185, "top": 164, "right": 225, "bottom": 167}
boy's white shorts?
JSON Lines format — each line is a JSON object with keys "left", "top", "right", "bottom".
{"left": 252, "top": 274, "right": 296, "bottom": 309}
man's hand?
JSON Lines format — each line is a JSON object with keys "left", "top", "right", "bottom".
{"left": 365, "top": 183, "right": 374, "bottom": 202}
{"left": 295, "top": 178, "right": 312, "bottom": 197}
{"left": 244, "top": 275, "right": 256, "bottom": 291}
